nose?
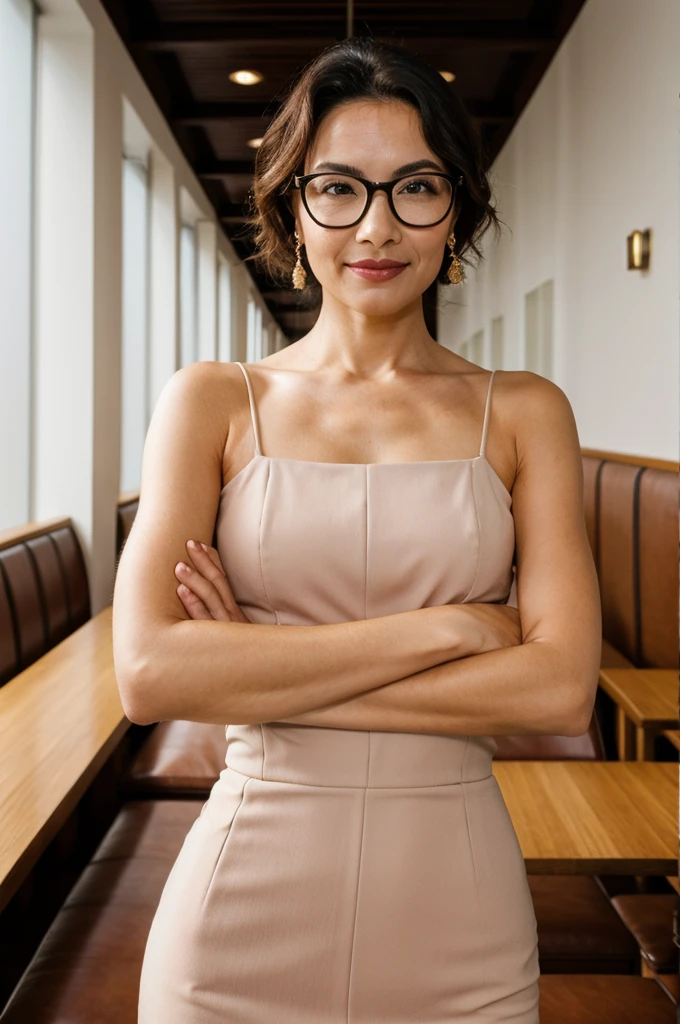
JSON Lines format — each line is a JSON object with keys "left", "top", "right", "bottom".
{"left": 354, "top": 187, "right": 401, "bottom": 245}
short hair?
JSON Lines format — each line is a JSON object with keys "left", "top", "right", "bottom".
{"left": 242, "top": 36, "right": 503, "bottom": 297}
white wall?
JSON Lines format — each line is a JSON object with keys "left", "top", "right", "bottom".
{"left": 438, "top": 0, "right": 679, "bottom": 461}
{"left": 0, "top": 0, "right": 34, "bottom": 531}
{"left": 30, "top": 0, "right": 280, "bottom": 611}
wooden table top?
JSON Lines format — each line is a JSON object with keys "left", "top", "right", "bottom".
{"left": 0, "top": 606, "right": 129, "bottom": 911}
{"left": 493, "top": 759, "right": 678, "bottom": 874}
{"left": 598, "top": 667, "right": 678, "bottom": 727}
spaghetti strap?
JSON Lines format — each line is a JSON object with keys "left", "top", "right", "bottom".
{"left": 235, "top": 361, "right": 262, "bottom": 457}
{"left": 479, "top": 370, "right": 496, "bottom": 458}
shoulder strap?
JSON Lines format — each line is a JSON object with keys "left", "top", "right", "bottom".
{"left": 235, "top": 362, "right": 262, "bottom": 456}
{"left": 479, "top": 370, "right": 496, "bottom": 458}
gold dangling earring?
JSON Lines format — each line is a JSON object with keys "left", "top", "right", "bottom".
{"left": 446, "top": 230, "right": 465, "bottom": 285}
{"left": 292, "top": 230, "right": 307, "bottom": 290}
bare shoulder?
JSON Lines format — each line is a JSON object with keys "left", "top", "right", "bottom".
{"left": 160, "top": 359, "right": 243, "bottom": 415}
{"left": 491, "top": 369, "right": 581, "bottom": 472}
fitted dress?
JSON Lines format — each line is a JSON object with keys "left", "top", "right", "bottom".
{"left": 138, "top": 361, "right": 540, "bottom": 1023}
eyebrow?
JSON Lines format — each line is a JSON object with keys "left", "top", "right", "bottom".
{"left": 309, "top": 159, "right": 446, "bottom": 177}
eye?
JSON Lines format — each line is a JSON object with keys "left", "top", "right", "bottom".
{"left": 398, "top": 178, "right": 437, "bottom": 195}
{"left": 321, "top": 180, "right": 358, "bottom": 195}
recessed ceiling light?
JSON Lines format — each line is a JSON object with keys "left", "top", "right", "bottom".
{"left": 439, "top": 70, "right": 455, "bottom": 82}
{"left": 247, "top": 137, "right": 264, "bottom": 148}
{"left": 229, "top": 69, "right": 264, "bottom": 86}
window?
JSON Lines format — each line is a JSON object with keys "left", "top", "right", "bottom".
{"left": 0, "top": 0, "right": 35, "bottom": 530}
{"left": 246, "top": 295, "right": 257, "bottom": 363}
{"left": 180, "top": 224, "right": 198, "bottom": 366}
{"left": 120, "top": 156, "right": 150, "bottom": 492}
{"left": 218, "top": 258, "right": 233, "bottom": 362}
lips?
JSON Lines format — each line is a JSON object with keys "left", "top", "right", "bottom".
{"left": 347, "top": 260, "right": 408, "bottom": 268}
{"left": 346, "top": 262, "right": 408, "bottom": 281}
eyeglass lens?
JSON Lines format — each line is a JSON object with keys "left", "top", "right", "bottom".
{"left": 304, "top": 173, "right": 453, "bottom": 227}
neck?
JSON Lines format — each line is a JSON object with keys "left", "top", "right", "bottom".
{"left": 295, "top": 292, "right": 439, "bottom": 376}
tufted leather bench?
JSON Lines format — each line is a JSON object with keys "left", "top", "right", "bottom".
{"left": 0, "top": 518, "right": 90, "bottom": 688}
{"left": 611, "top": 893, "right": 680, "bottom": 974}
{"left": 122, "top": 719, "right": 227, "bottom": 798}
{"left": 581, "top": 452, "right": 678, "bottom": 671}
{"left": 0, "top": 800, "right": 201, "bottom": 1023}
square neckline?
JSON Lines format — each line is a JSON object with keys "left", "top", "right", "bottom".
{"left": 220, "top": 362, "right": 513, "bottom": 501}
{"left": 220, "top": 452, "right": 512, "bottom": 503}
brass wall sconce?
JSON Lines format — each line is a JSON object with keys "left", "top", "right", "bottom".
{"left": 626, "top": 228, "right": 651, "bottom": 271}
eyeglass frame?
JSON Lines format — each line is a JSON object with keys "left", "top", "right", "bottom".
{"left": 289, "top": 170, "right": 464, "bottom": 229}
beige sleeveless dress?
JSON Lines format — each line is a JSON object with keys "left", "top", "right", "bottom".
{"left": 138, "top": 361, "right": 540, "bottom": 1023}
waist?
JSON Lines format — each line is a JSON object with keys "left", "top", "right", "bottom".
{"left": 225, "top": 723, "right": 496, "bottom": 788}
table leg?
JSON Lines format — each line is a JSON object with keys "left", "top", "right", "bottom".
{"left": 635, "top": 725, "right": 657, "bottom": 761}
{"left": 616, "top": 707, "right": 635, "bottom": 759}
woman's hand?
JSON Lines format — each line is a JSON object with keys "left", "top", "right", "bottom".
{"left": 446, "top": 602, "right": 523, "bottom": 658}
{"left": 175, "top": 540, "right": 250, "bottom": 623}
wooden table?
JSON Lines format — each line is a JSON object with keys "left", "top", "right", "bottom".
{"left": 0, "top": 606, "right": 129, "bottom": 911}
{"left": 493, "top": 760, "right": 678, "bottom": 874}
{"left": 598, "top": 667, "right": 678, "bottom": 760}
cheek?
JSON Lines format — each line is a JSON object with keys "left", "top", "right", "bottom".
{"left": 304, "top": 236, "right": 348, "bottom": 276}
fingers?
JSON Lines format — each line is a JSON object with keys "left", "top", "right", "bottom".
{"left": 200, "top": 543, "right": 227, "bottom": 575}
{"left": 175, "top": 540, "right": 243, "bottom": 622}
{"left": 177, "top": 584, "right": 213, "bottom": 620}
{"left": 175, "top": 560, "right": 231, "bottom": 621}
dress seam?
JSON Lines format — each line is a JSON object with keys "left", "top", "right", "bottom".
{"left": 220, "top": 764, "right": 493, "bottom": 789}
{"left": 346, "top": 787, "right": 369, "bottom": 1020}
{"left": 258, "top": 458, "right": 279, "bottom": 624}
{"left": 461, "top": 460, "right": 482, "bottom": 603}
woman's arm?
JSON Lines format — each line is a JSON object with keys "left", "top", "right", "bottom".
{"left": 280, "top": 372, "right": 602, "bottom": 738}
{"left": 113, "top": 362, "right": 466, "bottom": 727}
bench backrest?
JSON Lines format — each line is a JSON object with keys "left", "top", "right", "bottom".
{"left": 0, "top": 519, "right": 90, "bottom": 687}
{"left": 582, "top": 451, "right": 678, "bottom": 669}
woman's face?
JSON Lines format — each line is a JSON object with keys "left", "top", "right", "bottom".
{"left": 291, "top": 98, "right": 458, "bottom": 315}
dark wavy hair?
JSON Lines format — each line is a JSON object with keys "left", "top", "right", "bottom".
{"left": 241, "top": 36, "right": 504, "bottom": 299}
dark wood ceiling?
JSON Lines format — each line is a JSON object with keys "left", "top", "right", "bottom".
{"left": 102, "top": 0, "right": 586, "bottom": 342}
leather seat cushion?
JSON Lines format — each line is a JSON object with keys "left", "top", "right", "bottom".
{"left": 530, "top": 875, "right": 640, "bottom": 971}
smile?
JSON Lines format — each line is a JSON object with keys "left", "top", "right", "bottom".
{"left": 346, "top": 265, "right": 408, "bottom": 281}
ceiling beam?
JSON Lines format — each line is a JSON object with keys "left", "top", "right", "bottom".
{"left": 172, "top": 101, "right": 282, "bottom": 123}
{"left": 173, "top": 99, "right": 512, "bottom": 126}
{"left": 133, "top": 26, "right": 554, "bottom": 51}
{"left": 199, "top": 160, "right": 255, "bottom": 177}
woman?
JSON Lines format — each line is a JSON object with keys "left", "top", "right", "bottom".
{"left": 113, "top": 36, "right": 601, "bottom": 1024}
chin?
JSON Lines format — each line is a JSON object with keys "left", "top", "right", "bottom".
{"left": 340, "top": 288, "right": 419, "bottom": 315}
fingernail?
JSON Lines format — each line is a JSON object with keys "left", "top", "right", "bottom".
{"left": 200, "top": 543, "right": 209, "bottom": 551}
{"left": 176, "top": 562, "right": 188, "bottom": 573}
{"left": 187, "top": 540, "right": 198, "bottom": 549}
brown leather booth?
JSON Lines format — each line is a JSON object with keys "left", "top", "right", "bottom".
{"left": 0, "top": 801, "right": 201, "bottom": 1023}
{"left": 0, "top": 518, "right": 90, "bottom": 688}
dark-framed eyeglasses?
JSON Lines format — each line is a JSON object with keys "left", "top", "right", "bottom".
{"left": 289, "top": 170, "right": 464, "bottom": 229}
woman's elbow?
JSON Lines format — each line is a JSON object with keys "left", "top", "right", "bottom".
{"left": 560, "top": 672, "right": 599, "bottom": 737}
{"left": 113, "top": 641, "right": 163, "bottom": 725}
